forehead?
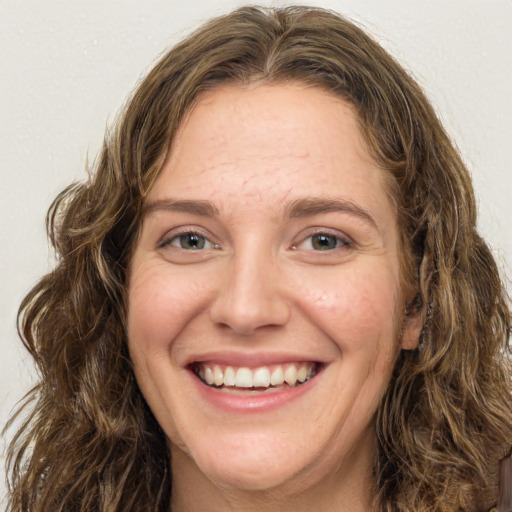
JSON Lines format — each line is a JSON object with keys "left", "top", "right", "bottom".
{"left": 150, "top": 83, "right": 394, "bottom": 224}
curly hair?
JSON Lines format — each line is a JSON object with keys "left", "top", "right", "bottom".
{"left": 5, "top": 5, "right": 511, "bottom": 511}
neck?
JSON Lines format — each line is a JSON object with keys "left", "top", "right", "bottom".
{"left": 169, "top": 439, "right": 379, "bottom": 512}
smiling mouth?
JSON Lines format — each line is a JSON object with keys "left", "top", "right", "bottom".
{"left": 190, "top": 362, "right": 321, "bottom": 392}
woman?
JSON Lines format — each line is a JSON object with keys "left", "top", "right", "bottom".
{"left": 5, "top": 5, "right": 511, "bottom": 512}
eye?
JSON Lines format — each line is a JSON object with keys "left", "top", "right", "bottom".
{"left": 310, "top": 233, "right": 341, "bottom": 251}
{"left": 159, "top": 230, "right": 219, "bottom": 251}
{"left": 293, "top": 231, "right": 353, "bottom": 251}
{"left": 172, "top": 233, "right": 208, "bottom": 250}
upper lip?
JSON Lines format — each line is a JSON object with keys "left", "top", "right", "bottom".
{"left": 183, "top": 350, "right": 328, "bottom": 368}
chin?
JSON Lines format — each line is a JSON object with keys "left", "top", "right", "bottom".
{"left": 172, "top": 428, "right": 320, "bottom": 492}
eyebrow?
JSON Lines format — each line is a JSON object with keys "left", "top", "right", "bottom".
{"left": 285, "top": 197, "right": 378, "bottom": 228}
{"left": 143, "top": 196, "right": 377, "bottom": 228}
{"left": 143, "top": 198, "right": 218, "bottom": 217}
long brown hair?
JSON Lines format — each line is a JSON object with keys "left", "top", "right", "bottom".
{"left": 6, "top": 6, "right": 511, "bottom": 511}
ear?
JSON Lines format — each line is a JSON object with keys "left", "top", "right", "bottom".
{"left": 400, "top": 304, "right": 424, "bottom": 350}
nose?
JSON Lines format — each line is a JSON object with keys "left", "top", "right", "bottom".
{"left": 209, "top": 250, "right": 291, "bottom": 335}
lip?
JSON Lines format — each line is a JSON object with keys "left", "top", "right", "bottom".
{"left": 187, "top": 366, "right": 321, "bottom": 412}
{"left": 182, "top": 351, "right": 327, "bottom": 412}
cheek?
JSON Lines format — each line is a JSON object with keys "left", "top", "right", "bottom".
{"left": 287, "top": 260, "right": 403, "bottom": 404}
{"left": 292, "top": 263, "right": 401, "bottom": 350}
{"left": 127, "top": 262, "right": 213, "bottom": 356}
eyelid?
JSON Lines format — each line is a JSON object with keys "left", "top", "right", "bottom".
{"left": 291, "top": 227, "right": 354, "bottom": 250}
{"left": 157, "top": 226, "right": 220, "bottom": 250}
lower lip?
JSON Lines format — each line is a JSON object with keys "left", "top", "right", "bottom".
{"left": 188, "top": 370, "right": 320, "bottom": 413}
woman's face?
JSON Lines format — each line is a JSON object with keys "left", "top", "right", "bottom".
{"left": 127, "top": 84, "right": 419, "bottom": 500}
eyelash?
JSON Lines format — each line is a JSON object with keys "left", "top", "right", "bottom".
{"left": 158, "top": 228, "right": 219, "bottom": 251}
{"left": 292, "top": 230, "right": 353, "bottom": 252}
{"left": 158, "top": 228, "right": 353, "bottom": 253}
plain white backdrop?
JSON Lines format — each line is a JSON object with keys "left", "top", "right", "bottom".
{"left": 1, "top": 0, "right": 511, "bottom": 504}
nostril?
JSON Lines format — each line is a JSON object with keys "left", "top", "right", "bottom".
{"left": 208, "top": 256, "right": 291, "bottom": 334}
{"left": 210, "top": 291, "right": 291, "bottom": 335}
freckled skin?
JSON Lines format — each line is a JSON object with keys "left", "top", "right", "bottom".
{"left": 127, "top": 84, "right": 421, "bottom": 512}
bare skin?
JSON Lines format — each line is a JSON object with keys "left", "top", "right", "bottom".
{"left": 127, "top": 83, "right": 421, "bottom": 511}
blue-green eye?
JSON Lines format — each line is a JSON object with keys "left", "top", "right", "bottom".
{"left": 311, "top": 233, "right": 339, "bottom": 250}
{"left": 175, "top": 233, "right": 206, "bottom": 250}
{"left": 161, "top": 231, "right": 218, "bottom": 251}
{"left": 294, "top": 232, "right": 352, "bottom": 251}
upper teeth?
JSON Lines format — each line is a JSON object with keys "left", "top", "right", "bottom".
{"left": 196, "top": 363, "right": 315, "bottom": 389}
